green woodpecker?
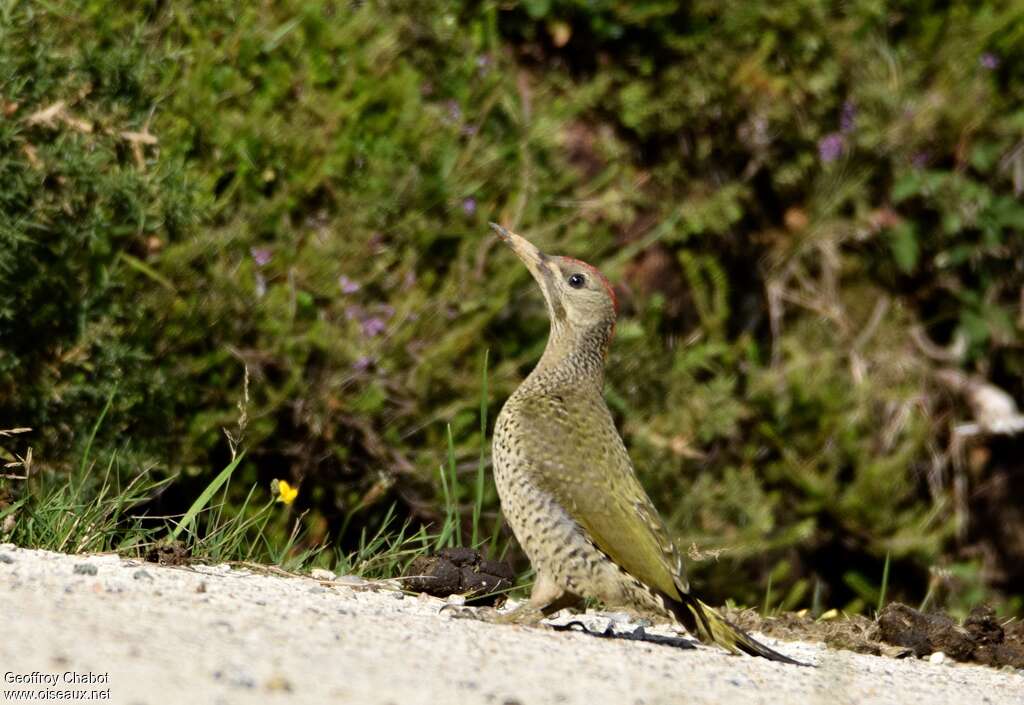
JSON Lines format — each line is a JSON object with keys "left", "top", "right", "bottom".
{"left": 488, "top": 223, "right": 801, "bottom": 665}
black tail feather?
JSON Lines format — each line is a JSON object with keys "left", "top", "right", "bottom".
{"left": 663, "top": 592, "right": 810, "bottom": 666}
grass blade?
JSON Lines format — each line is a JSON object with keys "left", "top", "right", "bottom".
{"left": 877, "top": 551, "right": 891, "bottom": 614}
{"left": 80, "top": 386, "right": 117, "bottom": 475}
{"left": 445, "top": 423, "right": 459, "bottom": 547}
{"left": 472, "top": 349, "right": 489, "bottom": 547}
{"left": 170, "top": 452, "right": 245, "bottom": 541}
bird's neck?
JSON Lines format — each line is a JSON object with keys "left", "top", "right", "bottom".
{"left": 526, "top": 322, "right": 612, "bottom": 394}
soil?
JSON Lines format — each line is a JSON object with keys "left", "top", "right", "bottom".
{"left": 726, "top": 602, "right": 1024, "bottom": 669}
{"left": 725, "top": 608, "right": 893, "bottom": 657}
{"left": 143, "top": 539, "right": 190, "bottom": 566}
{"left": 877, "top": 603, "right": 1024, "bottom": 668}
{"left": 402, "top": 546, "right": 515, "bottom": 605}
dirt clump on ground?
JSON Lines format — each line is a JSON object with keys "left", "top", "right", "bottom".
{"left": 402, "top": 547, "right": 514, "bottom": 605}
{"left": 144, "top": 540, "right": 191, "bottom": 566}
{"left": 725, "top": 602, "right": 1024, "bottom": 670}
{"left": 877, "top": 603, "right": 1024, "bottom": 668}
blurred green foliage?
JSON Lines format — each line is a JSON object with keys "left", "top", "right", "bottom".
{"left": 1, "top": 0, "right": 1022, "bottom": 615}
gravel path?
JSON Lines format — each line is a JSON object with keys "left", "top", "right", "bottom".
{"left": 1, "top": 546, "right": 1020, "bottom": 705}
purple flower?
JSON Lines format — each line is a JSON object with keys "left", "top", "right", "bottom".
{"left": 980, "top": 53, "right": 1000, "bottom": 70}
{"left": 250, "top": 247, "right": 272, "bottom": 267}
{"left": 353, "top": 356, "right": 374, "bottom": 372}
{"left": 840, "top": 100, "right": 857, "bottom": 134}
{"left": 361, "top": 317, "right": 386, "bottom": 337}
{"left": 477, "top": 55, "right": 491, "bottom": 77}
{"left": 462, "top": 197, "right": 477, "bottom": 216}
{"left": 445, "top": 100, "right": 462, "bottom": 123}
{"left": 818, "top": 133, "right": 846, "bottom": 163}
{"left": 339, "top": 275, "right": 361, "bottom": 294}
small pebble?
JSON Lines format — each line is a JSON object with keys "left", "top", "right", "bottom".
{"left": 929, "top": 652, "right": 946, "bottom": 665}
{"left": 310, "top": 568, "right": 336, "bottom": 581}
{"left": 74, "top": 564, "right": 98, "bottom": 576}
{"left": 391, "top": 590, "right": 405, "bottom": 600}
{"left": 264, "top": 675, "right": 292, "bottom": 692}
{"left": 0, "top": 553, "right": 14, "bottom": 564}
{"left": 212, "top": 669, "right": 255, "bottom": 689}
{"left": 133, "top": 569, "right": 153, "bottom": 581}
{"left": 334, "top": 574, "right": 368, "bottom": 587}
{"left": 446, "top": 594, "right": 466, "bottom": 607}
{"left": 604, "top": 611, "right": 641, "bottom": 626}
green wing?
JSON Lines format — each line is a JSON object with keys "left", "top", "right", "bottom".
{"left": 516, "top": 391, "right": 689, "bottom": 601}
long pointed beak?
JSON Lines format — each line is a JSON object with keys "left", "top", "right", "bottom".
{"left": 489, "top": 222, "right": 555, "bottom": 283}
{"left": 491, "top": 223, "right": 568, "bottom": 322}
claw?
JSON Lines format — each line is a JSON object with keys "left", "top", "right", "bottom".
{"left": 549, "top": 620, "right": 615, "bottom": 637}
{"left": 550, "top": 620, "right": 697, "bottom": 650}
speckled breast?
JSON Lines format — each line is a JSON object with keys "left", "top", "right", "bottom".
{"left": 491, "top": 400, "right": 663, "bottom": 613}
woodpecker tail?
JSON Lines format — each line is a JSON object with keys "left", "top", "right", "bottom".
{"left": 665, "top": 593, "right": 808, "bottom": 666}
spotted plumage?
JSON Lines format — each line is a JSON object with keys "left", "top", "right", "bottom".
{"left": 489, "top": 223, "right": 803, "bottom": 665}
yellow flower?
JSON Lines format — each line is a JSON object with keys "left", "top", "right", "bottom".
{"left": 274, "top": 479, "right": 298, "bottom": 505}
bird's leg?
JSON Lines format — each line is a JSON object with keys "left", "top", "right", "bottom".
{"left": 502, "top": 573, "right": 583, "bottom": 624}
{"left": 444, "top": 573, "right": 582, "bottom": 625}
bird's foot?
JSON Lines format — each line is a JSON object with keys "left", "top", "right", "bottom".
{"left": 441, "top": 603, "right": 547, "bottom": 626}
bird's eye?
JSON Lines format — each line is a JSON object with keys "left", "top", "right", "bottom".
{"left": 567, "top": 273, "right": 587, "bottom": 289}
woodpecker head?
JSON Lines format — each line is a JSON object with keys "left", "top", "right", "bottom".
{"left": 491, "top": 222, "right": 617, "bottom": 343}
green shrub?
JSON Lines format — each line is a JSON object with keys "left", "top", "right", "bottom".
{"left": 0, "top": 2, "right": 200, "bottom": 461}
